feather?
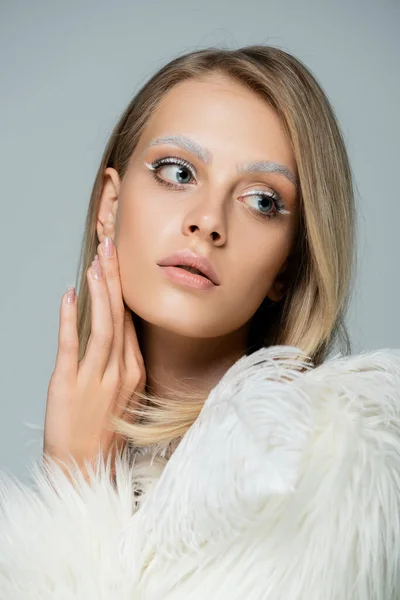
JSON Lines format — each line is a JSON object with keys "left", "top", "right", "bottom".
{"left": 0, "top": 443, "right": 166, "bottom": 598}
{"left": 121, "top": 346, "right": 400, "bottom": 599}
{"left": 1, "top": 345, "right": 400, "bottom": 599}
{"left": 126, "top": 345, "right": 315, "bottom": 559}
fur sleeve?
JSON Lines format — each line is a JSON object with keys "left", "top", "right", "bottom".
{"left": 0, "top": 444, "right": 167, "bottom": 599}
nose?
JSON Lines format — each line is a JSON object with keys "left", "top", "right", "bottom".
{"left": 181, "top": 194, "right": 228, "bottom": 246}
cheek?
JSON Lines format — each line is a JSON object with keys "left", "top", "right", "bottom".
{"left": 231, "top": 229, "right": 290, "bottom": 289}
{"left": 116, "top": 189, "right": 159, "bottom": 252}
{"left": 119, "top": 181, "right": 179, "bottom": 238}
{"left": 115, "top": 191, "right": 177, "bottom": 301}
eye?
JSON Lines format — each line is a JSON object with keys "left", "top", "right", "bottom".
{"left": 145, "top": 156, "right": 196, "bottom": 188}
{"left": 241, "top": 190, "right": 289, "bottom": 221}
{"left": 144, "top": 157, "right": 290, "bottom": 221}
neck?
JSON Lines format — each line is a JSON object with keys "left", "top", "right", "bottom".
{"left": 137, "top": 319, "right": 250, "bottom": 400}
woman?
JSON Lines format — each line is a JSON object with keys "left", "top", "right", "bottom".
{"left": 1, "top": 45, "right": 399, "bottom": 599}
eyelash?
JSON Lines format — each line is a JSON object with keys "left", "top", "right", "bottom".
{"left": 147, "top": 156, "right": 288, "bottom": 221}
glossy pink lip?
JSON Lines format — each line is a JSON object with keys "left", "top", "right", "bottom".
{"left": 159, "top": 266, "right": 216, "bottom": 290}
{"left": 157, "top": 249, "right": 221, "bottom": 285}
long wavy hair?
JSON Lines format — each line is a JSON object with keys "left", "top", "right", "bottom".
{"left": 73, "top": 45, "right": 356, "bottom": 448}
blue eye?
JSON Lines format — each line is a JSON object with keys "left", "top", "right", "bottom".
{"left": 241, "top": 190, "right": 289, "bottom": 220}
{"left": 146, "top": 157, "right": 196, "bottom": 188}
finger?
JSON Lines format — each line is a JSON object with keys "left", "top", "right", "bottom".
{"left": 97, "top": 238, "right": 125, "bottom": 371}
{"left": 80, "top": 256, "right": 114, "bottom": 375}
{"left": 53, "top": 287, "right": 79, "bottom": 379}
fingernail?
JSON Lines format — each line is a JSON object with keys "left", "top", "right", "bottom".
{"left": 104, "top": 236, "right": 114, "bottom": 257}
{"left": 91, "top": 257, "right": 103, "bottom": 280}
{"left": 66, "top": 287, "right": 75, "bottom": 304}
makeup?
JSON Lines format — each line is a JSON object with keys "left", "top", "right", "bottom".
{"left": 146, "top": 134, "right": 299, "bottom": 190}
{"left": 145, "top": 158, "right": 290, "bottom": 221}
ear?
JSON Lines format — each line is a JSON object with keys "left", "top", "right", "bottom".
{"left": 267, "top": 258, "right": 291, "bottom": 303}
{"left": 96, "top": 167, "right": 121, "bottom": 243}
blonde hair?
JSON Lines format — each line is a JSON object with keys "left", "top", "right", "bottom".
{"left": 74, "top": 45, "right": 356, "bottom": 448}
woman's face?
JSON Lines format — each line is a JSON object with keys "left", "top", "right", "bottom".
{"left": 100, "top": 73, "right": 299, "bottom": 338}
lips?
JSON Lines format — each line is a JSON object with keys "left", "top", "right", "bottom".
{"left": 176, "top": 265, "right": 206, "bottom": 277}
{"left": 157, "top": 249, "right": 221, "bottom": 285}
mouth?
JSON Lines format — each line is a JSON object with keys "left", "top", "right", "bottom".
{"left": 159, "top": 265, "right": 217, "bottom": 290}
{"left": 175, "top": 265, "right": 209, "bottom": 278}
{"left": 157, "top": 249, "right": 221, "bottom": 286}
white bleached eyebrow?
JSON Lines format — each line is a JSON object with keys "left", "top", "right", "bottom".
{"left": 148, "top": 134, "right": 299, "bottom": 189}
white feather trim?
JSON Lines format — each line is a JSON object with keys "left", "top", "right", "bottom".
{"left": 0, "top": 345, "right": 400, "bottom": 599}
{"left": 0, "top": 444, "right": 166, "bottom": 598}
{"left": 127, "top": 345, "right": 315, "bottom": 559}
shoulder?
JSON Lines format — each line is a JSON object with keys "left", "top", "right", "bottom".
{"left": 300, "top": 347, "right": 400, "bottom": 471}
{"left": 291, "top": 348, "right": 400, "bottom": 597}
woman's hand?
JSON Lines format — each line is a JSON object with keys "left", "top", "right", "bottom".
{"left": 43, "top": 236, "right": 146, "bottom": 483}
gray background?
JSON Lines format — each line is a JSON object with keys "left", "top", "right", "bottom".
{"left": 0, "top": 0, "right": 399, "bottom": 484}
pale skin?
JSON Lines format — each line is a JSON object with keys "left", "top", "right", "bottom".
{"left": 44, "top": 73, "right": 300, "bottom": 481}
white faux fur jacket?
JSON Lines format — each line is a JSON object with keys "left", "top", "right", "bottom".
{"left": 1, "top": 345, "right": 400, "bottom": 599}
